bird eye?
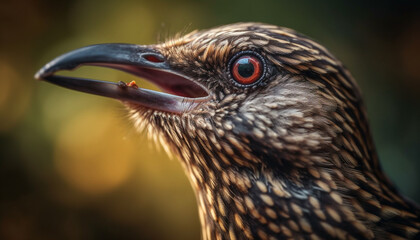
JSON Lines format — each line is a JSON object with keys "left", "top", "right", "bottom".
{"left": 231, "top": 54, "right": 263, "bottom": 85}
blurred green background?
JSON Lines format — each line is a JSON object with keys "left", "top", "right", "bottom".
{"left": 1, "top": 0, "right": 419, "bottom": 239}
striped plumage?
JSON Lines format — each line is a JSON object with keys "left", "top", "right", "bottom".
{"left": 37, "top": 23, "right": 420, "bottom": 239}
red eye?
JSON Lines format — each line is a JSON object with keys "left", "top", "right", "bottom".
{"left": 231, "top": 55, "right": 263, "bottom": 85}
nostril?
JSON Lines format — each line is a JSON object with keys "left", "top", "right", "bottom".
{"left": 143, "top": 54, "right": 165, "bottom": 63}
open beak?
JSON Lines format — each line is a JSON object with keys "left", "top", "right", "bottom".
{"left": 35, "top": 44, "right": 209, "bottom": 114}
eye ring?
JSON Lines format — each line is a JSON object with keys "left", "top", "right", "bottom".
{"left": 229, "top": 51, "right": 266, "bottom": 87}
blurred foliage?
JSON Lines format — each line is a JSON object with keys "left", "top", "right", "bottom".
{"left": 0, "top": 0, "right": 419, "bottom": 239}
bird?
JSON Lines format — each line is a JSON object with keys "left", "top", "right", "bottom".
{"left": 36, "top": 23, "right": 420, "bottom": 239}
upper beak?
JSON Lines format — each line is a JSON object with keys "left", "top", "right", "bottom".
{"left": 35, "top": 43, "right": 209, "bottom": 114}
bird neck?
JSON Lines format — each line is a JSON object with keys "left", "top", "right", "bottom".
{"left": 186, "top": 165, "right": 349, "bottom": 239}
{"left": 186, "top": 162, "right": 419, "bottom": 240}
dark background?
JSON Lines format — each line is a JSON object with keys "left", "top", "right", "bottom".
{"left": 1, "top": 0, "right": 419, "bottom": 239}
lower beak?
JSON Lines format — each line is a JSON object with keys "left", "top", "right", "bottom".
{"left": 35, "top": 44, "right": 208, "bottom": 114}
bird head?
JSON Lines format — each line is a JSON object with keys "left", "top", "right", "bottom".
{"left": 36, "top": 23, "right": 372, "bottom": 175}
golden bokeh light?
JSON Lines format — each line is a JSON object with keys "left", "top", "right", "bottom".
{"left": 54, "top": 108, "right": 136, "bottom": 195}
{"left": 0, "top": 59, "right": 31, "bottom": 132}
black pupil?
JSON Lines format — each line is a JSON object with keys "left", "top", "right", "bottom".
{"left": 237, "top": 58, "right": 254, "bottom": 78}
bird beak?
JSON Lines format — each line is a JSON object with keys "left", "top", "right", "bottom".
{"left": 35, "top": 44, "right": 209, "bottom": 114}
